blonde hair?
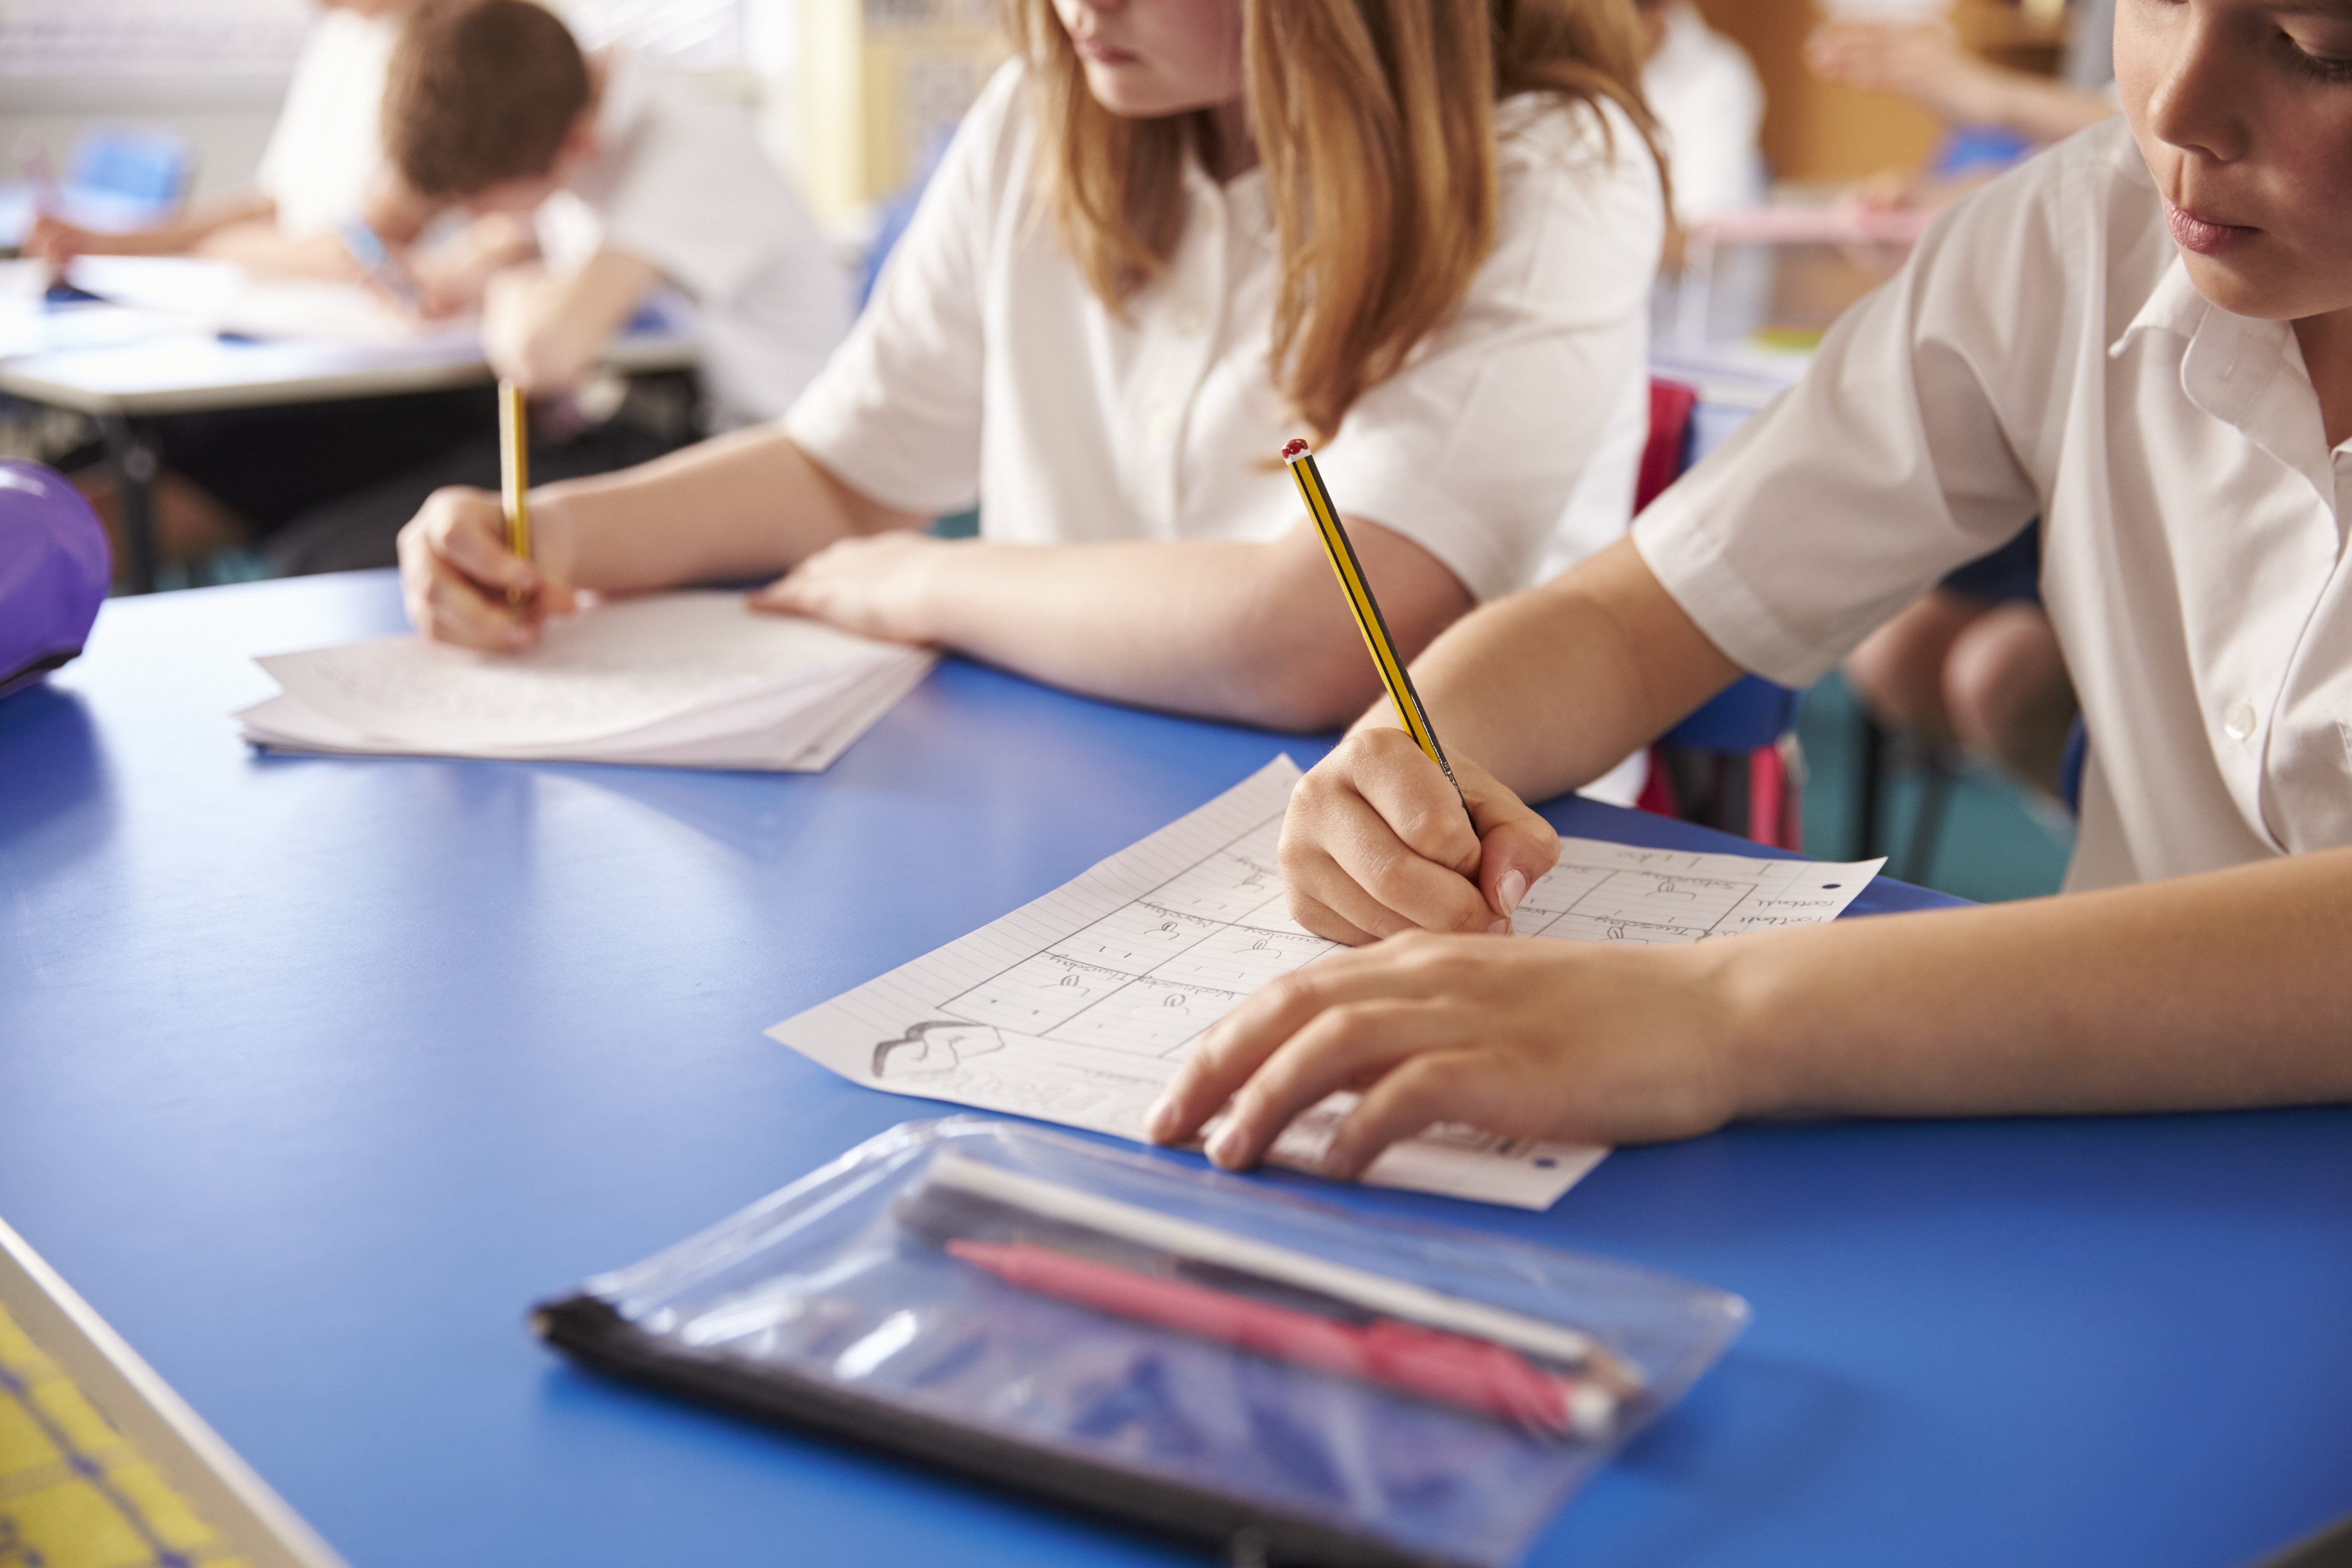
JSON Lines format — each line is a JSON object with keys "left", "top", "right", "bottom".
{"left": 1005, "top": 0, "right": 1660, "bottom": 443}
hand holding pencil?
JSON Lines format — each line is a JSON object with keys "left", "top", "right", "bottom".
{"left": 394, "top": 387, "right": 577, "bottom": 651}
{"left": 1276, "top": 440, "right": 1560, "bottom": 940}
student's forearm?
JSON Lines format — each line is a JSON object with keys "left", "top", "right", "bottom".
{"left": 1977, "top": 73, "right": 2119, "bottom": 145}
{"left": 540, "top": 429, "right": 919, "bottom": 592}
{"left": 193, "top": 219, "right": 365, "bottom": 280}
{"left": 483, "top": 248, "right": 660, "bottom": 395}
{"left": 913, "top": 541, "right": 1367, "bottom": 727}
{"left": 1723, "top": 848, "right": 2352, "bottom": 1119}
{"left": 1384, "top": 538, "right": 1742, "bottom": 797}
{"left": 909, "top": 521, "right": 1470, "bottom": 730}
{"left": 42, "top": 196, "right": 275, "bottom": 259}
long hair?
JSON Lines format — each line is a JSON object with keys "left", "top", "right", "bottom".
{"left": 1004, "top": 0, "right": 1661, "bottom": 443}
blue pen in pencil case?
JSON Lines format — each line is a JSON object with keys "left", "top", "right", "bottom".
{"left": 532, "top": 1119, "right": 1747, "bottom": 1568}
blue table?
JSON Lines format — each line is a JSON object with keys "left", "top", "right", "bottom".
{"left": 3, "top": 572, "right": 2346, "bottom": 1568}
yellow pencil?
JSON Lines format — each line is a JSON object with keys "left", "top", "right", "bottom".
{"left": 498, "top": 381, "right": 530, "bottom": 605}
{"left": 1282, "top": 438, "right": 1466, "bottom": 809}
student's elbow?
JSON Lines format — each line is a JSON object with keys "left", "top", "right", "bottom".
{"left": 1219, "top": 617, "right": 1384, "bottom": 733}
{"left": 500, "top": 325, "right": 601, "bottom": 398}
{"left": 1237, "top": 663, "right": 1379, "bottom": 734}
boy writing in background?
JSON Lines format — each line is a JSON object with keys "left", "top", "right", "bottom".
{"left": 269, "top": 0, "right": 848, "bottom": 572}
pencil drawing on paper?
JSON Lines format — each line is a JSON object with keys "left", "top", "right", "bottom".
{"left": 872, "top": 1020, "right": 1009, "bottom": 1078}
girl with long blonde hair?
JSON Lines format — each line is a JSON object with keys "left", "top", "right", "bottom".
{"left": 400, "top": 0, "right": 1666, "bottom": 733}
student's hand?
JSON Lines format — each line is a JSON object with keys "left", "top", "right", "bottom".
{"left": 1805, "top": 19, "right": 2006, "bottom": 127}
{"left": 749, "top": 531, "right": 953, "bottom": 645}
{"left": 1142, "top": 931, "right": 1742, "bottom": 1178}
{"left": 25, "top": 216, "right": 113, "bottom": 270}
{"left": 1280, "top": 728, "right": 1562, "bottom": 945}
{"left": 396, "top": 485, "right": 579, "bottom": 652}
{"left": 409, "top": 215, "right": 535, "bottom": 320}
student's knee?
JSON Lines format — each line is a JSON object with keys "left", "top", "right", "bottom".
{"left": 1943, "top": 604, "right": 2075, "bottom": 778}
{"left": 1844, "top": 592, "right": 1978, "bottom": 735}
{"left": 1943, "top": 607, "right": 2064, "bottom": 729}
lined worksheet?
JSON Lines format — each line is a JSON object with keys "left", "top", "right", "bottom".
{"left": 771, "top": 757, "right": 1885, "bottom": 1209}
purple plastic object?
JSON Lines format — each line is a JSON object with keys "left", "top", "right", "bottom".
{"left": 0, "top": 459, "right": 111, "bottom": 698}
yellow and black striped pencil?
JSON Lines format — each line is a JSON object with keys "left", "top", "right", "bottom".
{"left": 1282, "top": 438, "right": 1466, "bottom": 810}
{"left": 498, "top": 381, "right": 531, "bottom": 605}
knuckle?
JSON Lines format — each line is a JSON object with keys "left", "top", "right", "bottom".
{"left": 1260, "top": 970, "right": 1316, "bottom": 1015}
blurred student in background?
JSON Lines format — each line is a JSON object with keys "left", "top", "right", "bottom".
{"left": 27, "top": 0, "right": 487, "bottom": 574}
{"left": 1808, "top": 0, "right": 2125, "bottom": 791}
{"left": 1637, "top": 0, "right": 1766, "bottom": 228}
{"left": 399, "top": 0, "right": 1668, "bottom": 737}
{"left": 266, "top": 0, "right": 847, "bottom": 573}
{"left": 1809, "top": 0, "right": 2121, "bottom": 181}
{"left": 26, "top": 0, "right": 422, "bottom": 280}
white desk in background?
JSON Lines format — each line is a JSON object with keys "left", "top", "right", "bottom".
{"left": 0, "top": 259, "right": 696, "bottom": 594}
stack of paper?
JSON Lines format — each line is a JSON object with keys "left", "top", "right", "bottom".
{"left": 237, "top": 592, "right": 935, "bottom": 772}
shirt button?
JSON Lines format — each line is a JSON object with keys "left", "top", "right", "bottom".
{"left": 2223, "top": 700, "right": 2258, "bottom": 740}
{"left": 1145, "top": 408, "right": 1175, "bottom": 445}
{"left": 1176, "top": 305, "right": 1208, "bottom": 337}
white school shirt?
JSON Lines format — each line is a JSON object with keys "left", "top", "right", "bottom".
{"left": 785, "top": 62, "right": 1663, "bottom": 607}
{"left": 536, "top": 51, "right": 849, "bottom": 430}
{"left": 252, "top": 8, "right": 398, "bottom": 239}
{"left": 1643, "top": 1, "right": 1766, "bottom": 227}
{"left": 1633, "top": 119, "right": 2352, "bottom": 893}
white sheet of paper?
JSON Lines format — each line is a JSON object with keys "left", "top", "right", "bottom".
{"left": 770, "top": 756, "right": 1887, "bottom": 1209}
{"left": 254, "top": 594, "right": 920, "bottom": 750}
{"left": 63, "top": 255, "right": 462, "bottom": 346}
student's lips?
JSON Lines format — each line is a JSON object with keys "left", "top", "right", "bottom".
{"left": 2166, "top": 200, "right": 2258, "bottom": 256}
{"left": 1073, "top": 37, "right": 1139, "bottom": 65}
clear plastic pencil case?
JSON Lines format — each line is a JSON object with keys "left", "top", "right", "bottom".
{"left": 531, "top": 1119, "right": 1748, "bottom": 1568}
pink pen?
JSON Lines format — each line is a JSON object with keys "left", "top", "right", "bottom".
{"left": 947, "top": 1239, "right": 1618, "bottom": 1441}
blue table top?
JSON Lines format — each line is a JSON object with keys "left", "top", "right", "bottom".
{"left": 3, "top": 571, "right": 2346, "bottom": 1568}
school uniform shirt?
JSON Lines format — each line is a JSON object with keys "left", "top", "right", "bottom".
{"left": 536, "top": 50, "right": 849, "bottom": 430}
{"left": 1643, "top": 0, "right": 1766, "bottom": 227}
{"left": 784, "top": 61, "right": 1665, "bottom": 610}
{"left": 252, "top": 7, "right": 399, "bottom": 239}
{"left": 1633, "top": 118, "right": 2352, "bottom": 893}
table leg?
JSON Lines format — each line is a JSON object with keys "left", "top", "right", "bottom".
{"left": 98, "top": 415, "right": 159, "bottom": 595}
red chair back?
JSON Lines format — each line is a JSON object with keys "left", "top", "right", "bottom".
{"left": 1635, "top": 379, "right": 1700, "bottom": 516}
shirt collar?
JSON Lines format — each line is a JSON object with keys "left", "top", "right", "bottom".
{"left": 2114, "top": 250, "right": 2335, "bottom": 502}
{"left": 2108, "top": 252, "right": 2208, "bottom": 359}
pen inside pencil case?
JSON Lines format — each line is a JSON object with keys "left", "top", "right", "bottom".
{"left": 892, "top": 1179, "right": 1370, "bottom": 1322}
{"left": 893, "top": 1156, "right": 1646, "bottom": 1401}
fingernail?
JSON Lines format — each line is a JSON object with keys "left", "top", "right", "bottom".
{"left": 1207, "top": 1120, "right": 1247, "bottom": 1168}
{"left": 1497, "top": 868, "right": 1528, "bottom": 917}
{"left": 1488, "top": 919, "right": 1508, "bottom": 936}
{"left": 1143, "top": 1094, "right": 1176, "bottom": 1141}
